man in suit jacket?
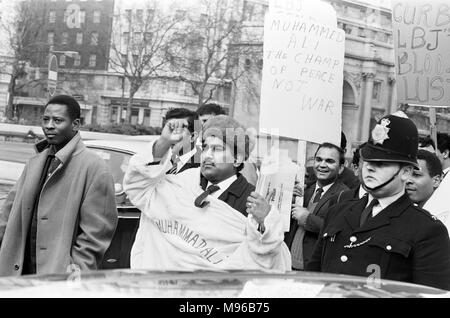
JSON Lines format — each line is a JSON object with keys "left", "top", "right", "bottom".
{"left": 285, "top": 142, "right": 348, "bottom": 270}
{"left": 162, "top": 108, "right": 202, "bottom": 175}
{"left": 306, "top": 115, "right": 450, "bottom": 290}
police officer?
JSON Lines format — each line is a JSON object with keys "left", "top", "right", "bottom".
{"left": 306, "top": 114, "right": 450, "bottom": 291}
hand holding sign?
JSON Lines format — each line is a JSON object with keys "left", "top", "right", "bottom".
{"left": 246, "top": 190, "right": 276, "bottom": 225}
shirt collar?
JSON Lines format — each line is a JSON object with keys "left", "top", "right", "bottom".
{"left": 368, "top": 190, "right": 404, "bottom": 210}
{"left": 443, "top": 167, "right": 450, "bottom": 176}
{"left": 358, "top": 186, "right": 367, "bottom": 199}
{"left": 178, "top": 147, "right": 198, "bottom": 167}
{"left": 315, "top": 182, "right": 333, "bottom": 195}
{"left": 207, "top": 174, "right": 238, "bottom": 198}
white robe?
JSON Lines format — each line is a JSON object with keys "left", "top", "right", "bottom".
{"left": 123, "top": 143, "right": 292, "bottom": 272}
{"left": 423, "top": 171, "right": 450, "bottom": 237}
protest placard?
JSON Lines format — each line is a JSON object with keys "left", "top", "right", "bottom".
{"left": 259, "top": 5, "right": 345, "bottom": 145}
{"left": 256, "top": 148, "right": 300, "bottom": 231}
{"left": 392, "top": 0, "right": 450, "bottom": 107}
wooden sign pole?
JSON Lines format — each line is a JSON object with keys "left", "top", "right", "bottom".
{"left": 429, "top": 107, "right": 437, "bottom": 149}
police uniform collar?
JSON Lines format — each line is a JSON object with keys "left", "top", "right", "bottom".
{"left": 344, "top": 193, "right": 411, "bottom": 233}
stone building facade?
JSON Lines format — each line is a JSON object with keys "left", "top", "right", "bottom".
{"left": 233, "top": 0, "right": 450, "bottom": 162}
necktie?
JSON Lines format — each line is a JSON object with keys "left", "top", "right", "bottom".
{"left": 194, "top": 184, "right": 220, "bottom": 208}
{"left": 167, "top": 155, "right": 180, "bottom": 174}
{"left": 360, "top": 198, "right": 379, "bottom": 226}
{"left": 312, "top": 187, "right": 323, "bottom": 203}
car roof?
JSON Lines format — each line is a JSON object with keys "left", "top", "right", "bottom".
{"left": 0, "top": 270, "right": 446, "bottom": 298}
{"left": 84, "top": 136, "right": 159, "bottom": 154}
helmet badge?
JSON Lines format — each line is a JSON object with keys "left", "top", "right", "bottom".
{"left": 372, "top": 118, "right": 390, "bottom": 145}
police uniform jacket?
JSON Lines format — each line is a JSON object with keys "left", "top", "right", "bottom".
{"left": 306, "top": 193, "right": 450, "bottom": 291}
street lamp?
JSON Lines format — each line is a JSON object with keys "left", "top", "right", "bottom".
{"left": 47, "top": 49, "right": 79, "bottom": 97}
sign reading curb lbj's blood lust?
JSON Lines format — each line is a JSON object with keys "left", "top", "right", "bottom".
{"left": 392, "top": 0, "right": 450, "bottom": 107}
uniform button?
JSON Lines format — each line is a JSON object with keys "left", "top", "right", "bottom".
{"left": 386, "top": 245, "right": 392, "bottom": 251}
{"left": 14, "top": 264, "right": 20, "bottom": 271}
{"left": 350, "top": 236, "right": 357, "bottom": 243}
{"left": 340, "top": 255, "right": 348, "bottom": 262}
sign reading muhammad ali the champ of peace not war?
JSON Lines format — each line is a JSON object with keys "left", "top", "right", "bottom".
{"left": 259, "top": 0, "right": 345, "bottom": 146}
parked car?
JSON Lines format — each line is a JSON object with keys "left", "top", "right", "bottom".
{"left": 83, "top": 137, "right": 159, "bottom": 269}
{"left": 0, "top": 269, "right": 447, "bottom": 298}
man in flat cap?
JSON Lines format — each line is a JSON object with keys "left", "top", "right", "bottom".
{"left": 307, "top": 114, "right": 450, "bottom": 290}
{"left": 123, "top": 115, "right": 291, "bottom": 271}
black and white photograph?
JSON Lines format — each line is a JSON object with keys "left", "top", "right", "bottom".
{"left": 0, "top": 0, "right": 449, "bottom": 303}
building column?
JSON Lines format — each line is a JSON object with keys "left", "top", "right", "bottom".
{"left": 117, "top": 106, "right": 122, "bottom": 124}
{"left": 138, "top": 107, "right": 144, "bottom": 124}
{"left": 359, "top": 72, "right": 375, "bottom": 141}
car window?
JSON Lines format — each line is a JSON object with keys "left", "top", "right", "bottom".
{"left": 88, "top": 147, "right": 132, "bottom": 205}
{"left": 0, "top": 182, "right": 14, "bottom": 207}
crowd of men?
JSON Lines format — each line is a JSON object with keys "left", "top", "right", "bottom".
{"left": 0, "top": 94, "right": 449, "bottom": 291}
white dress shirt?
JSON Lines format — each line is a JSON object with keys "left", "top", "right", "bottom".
{"left": 314, "top": 182, "right": 334, "bottom": 197}
{"left": 367, "top": 190, "right": 405, "bottom": 217}
{"left": 207, "top": 175, "right": 238, "bottom": 199}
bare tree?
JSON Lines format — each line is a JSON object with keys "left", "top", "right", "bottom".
{"left": 109, "top": 1, "right": 186, "bottom": 124}
{"left": 0, "top": 0, "right": 50, "bottom": 121}
{"left": 174, "top": 0, "right": 259, "bottom": 108}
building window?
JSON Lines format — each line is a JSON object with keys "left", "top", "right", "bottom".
{"left": 89, "top": 54, "right": 97, "bottom": 67}
{"left": 132, "top": 54, "right": 139, "bottom": 65}
{"left": 168, "top": 81, "right": 178, "bottom": 94}
{"left": 144, "top": 32, "right": 153, "bottom": 43}
{"left": 175, "top": 10, "right": 186, "bottom": 19}
{"left": 143, "top": 108, "right": 151, "bottom": 126}
{"left": 111, "top": 107, "right": 118, "bottom": 123}
{"left": 131, "top": 108, "right": 139, "bottom": 125}
{"left": 91, "top": 32, "right": 98, "bottom": 46}
{"left": 136, "top": 9, "right": 143, "bottom": 22}
{"left": 121, "top": 54, "right": 127, "bottom": 66}
{"left": 74, "top": 54, "right": 81, "bottom": 66}
{"left": 49, "top": 11, "right": 56, "bottom": 23}
{"left": 122, "top": 32, "right": 129, "bottom": 49}
{"left": 93, "top": 10, "right": 101, "bottom": 23}
{"left": 125, "top": 9, "right": 132, "bottom": 22}
{"left": 147, "top": 9, "right": 154, "bottom": 21}
{"left": 48, "top": 32, "right": 54, "bottom": 45}
{"left": 244, "top": 58, "right": 251, "bottom": 70}
{"left": 372, "top": 81, "right": 382, "bottom": 101}
{"left": 62, "top": 32, "right": 68, "bottom": 45}
{"left": 80, "top": 10, "right": 86, "bottom": 24}
{"left": 358, "top": 27, "right": 366, "bottom": 38}
{"left": 76, "top": 32, "right": 83, "bottom": 44}
{"left": 257, "top": 59, "right": 263, "bottom": 71}
{"left": 59, "top": 55, "right": 66, "bottom": 66}
{"left": 223, "top": 86, "right": 231, "bottom": 103}
{"left": 190, "top": 59, "right": 201, "bottom": 73}
{"left": 342, "top": 24, "right": 352, "bottom": 35}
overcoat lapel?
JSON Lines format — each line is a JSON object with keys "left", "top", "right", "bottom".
{"left": 20, "top": 149, "right": 50, "bottom": 245}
